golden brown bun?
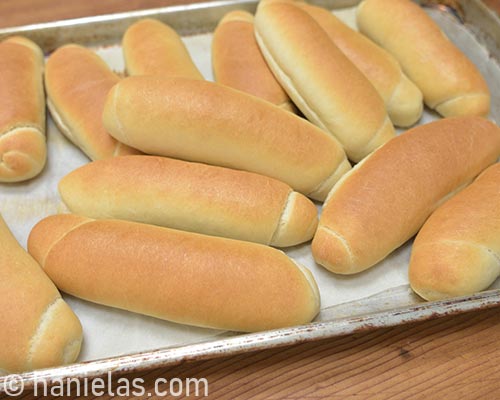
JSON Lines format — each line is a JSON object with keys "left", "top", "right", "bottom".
{"left": 102, "top": 76, "right": 351, "bottom": 201}
{"left": 0, "top": 36, "right": 46, "bottom": 182}
{"left": 312, "top": 117, "right": 500, "bottom": 275}
{"left": 409, "top": 163, "right": 500, "bottom": 301}
{"left": 0, "top": 214, "right": 82, "bottom": 373}
{"left": 122, "top": 18, "right": 204, "bottom": 79}
{"left": 212, "top": 10, "right": 295, "bottom": 112}
{"left": 296, "top": 3, "right": 423, "bottom": 127}
{"left": 254, "top": 1, "right": 395, "bottom": 162}
{"left": 45, "top": 44, "right": 141, "bottom": 160}
{"left": 357, "top": 0, "right": 490, "bottom": 117}
{"left": 28, "top": 214, "right": 320, "bottom": 332}
{"left": 59, "top": 155, "right": 318, "bottom": 247}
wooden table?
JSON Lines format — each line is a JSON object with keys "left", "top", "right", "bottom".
{"left": 1, "top": 1, "right": 500, "bottom": 399}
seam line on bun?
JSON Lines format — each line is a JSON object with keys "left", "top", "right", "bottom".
{"left": 319, "top": 225, "right": 354, "bottom": 267}
{"left": 254, "top": 29, "right": 331, "bottom": 135}
{"left": 0, "top": 125, "right": 44, "bottom": 139}
{"left": 25, "top": 296, "right": 62, "bottom": 369}
{"left": 110, "top": 84, "right": 128, "bottom": 143}
{"left": 307, "top": 157, "right": 350, "bottom": 200}
{"left": 40, "top": 219, "right": 90, "bottom": 268}
{"left": 270, "top": 190, "right": 294, "bottom": 245}
{"left": 353, "top": 115, "right": 392, "bottom": 161}
{"left": 433, "top": 92, "right": 489, "bottom": 111}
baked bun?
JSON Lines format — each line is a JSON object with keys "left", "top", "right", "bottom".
{"left": 0, "top": 36, "right": 46, "bottom": 182}
{"left": 45, "top": 44, "right": 141, "bottom": 160}
{"left": 123, "top": 18, "right": 204, "bottom": 79}
{"left": 409, "top": 163, "right": 500, "bottom": 300}
{"left": 254, "top": 1, "right": 395, "bottom": 161}
{"left": 102, "top": 76, "right": 351, "bottom": 201}
{"left": 0, "top": 214, "right": 82, "bottom": 373}
{"left": 28, "top": 214, "right": 321, "bottom": 332}
{"left": 212, "top": 10, "right": 295, "bottom": 111}
{"left": 357, "top": 0, "right": 490, "bottom": 117}
{"left": 313, "top": 117, "right": 500, "bottom": 274}
{"left": 59, "top": 155, "right": 318, "bottom": 247}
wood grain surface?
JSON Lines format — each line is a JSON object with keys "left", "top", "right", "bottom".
{"left": 1, "top": 1, "right": 500, "bottom": 399}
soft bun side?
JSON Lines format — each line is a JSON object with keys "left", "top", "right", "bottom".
{"left": 296, "top": 2, "right": 423, "bottom": 127}
{"left": 254, "top": 1, "right": 395, "bottom": 161}
{"left": 0, "top": 215, "right": 82, "bottom": 373}
{"left": 212, "top": 10, "right": 295, "bottom": 111}
{"left": 45, "top": 44, "right": 141, "bottom": 160}
{"left": 123, "top": 18, "right": 203, "bottom": 79}
{"left": 356, "top": 0, "right": 490, "bottom": 117}
{"left": 0, "top": 36, "right": 46, "bottom": 182}
{"left": 313, "top": 117, "right": 500, "bottom": 274}
{"left": 58, "top": 155, "right": 318, "bottom": 247}
{"left": 102, "top": 76, "right": 349, "bottom": 200}
{"left": 409, "top": 163, "right": 500, "bottom": 300}
{"left": 28, "top": 215, "right": 321, "bottom": 332}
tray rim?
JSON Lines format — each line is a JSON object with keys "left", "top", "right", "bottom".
{"left": 2, "top": 289, "right": 500, "bottom": 390}
{"left": 1, "top": 0, "right": 499, "bottom": 390}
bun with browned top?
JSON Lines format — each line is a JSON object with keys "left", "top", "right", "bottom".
{"left": 59, "top": 155, "right": 318, "bottom": 247}
{"left": 212, "top": 10, "right": 295, "bottom": 112}
{"left": 0, "top": 214, "right": 82, "bottom": 373}
{"left": 102, "top": 76, "right": 351, "bottom": 201}
{"left": 410, "top": 163, "right": 500, "bottom": 301}
{"left": 254, "top": 1, "right": 395, "bottom": 162}
{"left": 313, "top": 117, "right": 500, "bottom": 275}
{"left": 28, "top": 214, "right": 320, "bottom": 332}
{"left": 0, "top": 36, "right": 46, "bottom": 182}
{"left": 123, "top": 18, "right": 204, "bottom": 79}
{"left": 45, "top": 44, "right": 141, "bottom": 160}
{"left": 357, "top": 0, "right": 490, "bottom": 117}
{"left": 296, "top": 2, "right": 423, "bottom": 127}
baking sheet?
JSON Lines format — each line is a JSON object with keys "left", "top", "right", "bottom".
{"left": 1, "top": 0, "right": 500, "bottom": 387}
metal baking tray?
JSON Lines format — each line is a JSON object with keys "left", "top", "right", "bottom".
{"left": 1, "top": 0, "right": 500, "bottom": 390}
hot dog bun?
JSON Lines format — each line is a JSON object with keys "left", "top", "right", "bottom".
{"left": 312, "top": 117, "right": 500, "bottom": 274}
{"left": 296, "top": 3, "right": 423, "bottom": 127}
{"left": 254, "top": 1, "right": 395, "bottom": 162}
{"left": 357, "top": 0, "right": 490, "bottom": 117}
{"left": 28, "top": 214, "right": 320, "bottom": 332}
{"left": 59, "top": 155, "right": 318, "bottom": 247}
{"left": 122, "top": 18, "right": 204, "bottom": 79}
{"left": 0, "top": 214, "right": 82, "bottom": 373}
{"left": 0, "top": 36, "right": 46, "bottom": 182}
{"left": 409, "top": 163, "right": 500, "bottom": 301}
{"left": 212, "top": 10, "right": 295, "bottom": 112}
{"left": 102, "top": 76, "right": 350, "bottom": 201}
{"left": 45, "top": 44, "right": 141, "bottom": 160}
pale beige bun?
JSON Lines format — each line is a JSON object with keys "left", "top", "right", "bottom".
{"left": 409, "top": 163, "right": 500, "bottom": 301}
{"left": 296, "top": 3, "right": 422, "bottom": 128}
{"left": 212, "top": 10, "right": 295, "bottom": 112}
{"left": 254, "top": 1, "right": 395, "bottom": 162}
{"left": 312, "top": 117, "right": 500, "bottom": 275}
{"left": 0, "top": 214, "right": 82, "bottom": 373}
{"left": 59, "top": 155, "right": 318, "bottom": 247}
{"left": 28, "top": 214, "right": 321, "bottom": 332}
{"left": 356, "top": 0, "right": 490, "bottom": 118}
{"left": 122, "top": 18, "right": 203, "bottom": 79}
{"left": 0, "top": 36, "right": 46, "bottom": 182}
{"left": 45, "top": 44, "right": 141, "bottom": 160}
{"left": 102, "top": 76, "right": 350, "bottom": 201}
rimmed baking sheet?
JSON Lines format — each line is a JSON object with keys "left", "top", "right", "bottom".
{"left": 1, "top": 0, "right": 499, "bottom": 389}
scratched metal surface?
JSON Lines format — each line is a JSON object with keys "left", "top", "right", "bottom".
{"left": 1, "top": 0, "right": 500, "bottom": 390}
